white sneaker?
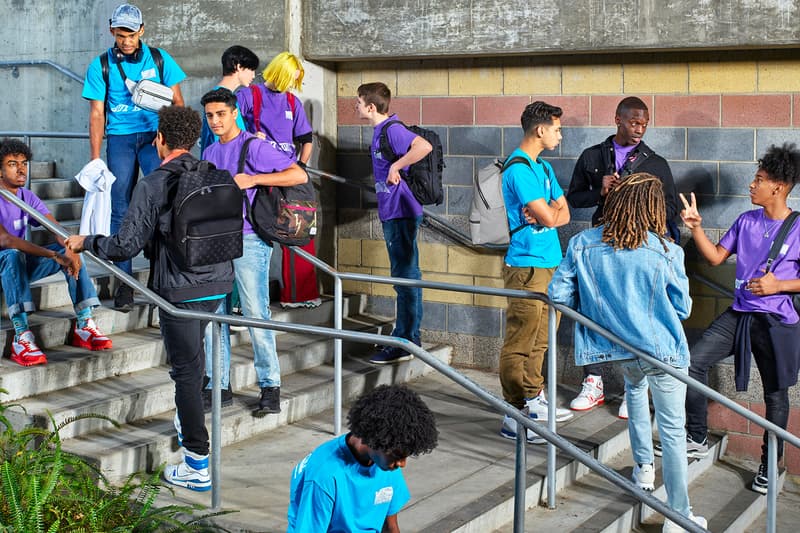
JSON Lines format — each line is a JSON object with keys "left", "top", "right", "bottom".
{"left": 500, "top": 408, "right": 546, "bottom": 445}
{"left": 163, "top": 449, "right": 211, "bottom": 492}
{"left": 618, "top": 391, "right": 629, "bottom": 419}
{"left": 633, "top": 463, "right": 655, "bottom": 491}
{"left": 527, "top": 390, "right": 574, "bottom": 422}
{"left": 570, "top": 375, "right": 605, "bottom": 411}
{"left": 662, "top": 512, "right": 707, "bottom": 532}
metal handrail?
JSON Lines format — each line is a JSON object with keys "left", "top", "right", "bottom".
{"left": 0, "top": 60, "right": 84, "bottom": 84}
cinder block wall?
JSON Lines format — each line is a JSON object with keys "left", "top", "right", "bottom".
{"left": 334, "top": 53, "right": 800, "bottom": 470}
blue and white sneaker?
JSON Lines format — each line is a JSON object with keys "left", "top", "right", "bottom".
{"left": 163, "top": 450, "right": 211, "bottom": 492}
{"left": 500, "top": 407, "right": 546, "bottom": 445}
{"left": 369, "top": 346, "right": 414, "bottom": 365}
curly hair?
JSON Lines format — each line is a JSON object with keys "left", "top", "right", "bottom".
{"left": 758, "top": 143, "right": 800, "bottom": 187}
{"left": 601, "top": 172, "right": 668, "bottom": 252}
{"left": 347, "top": 384, "right": 438, "bottom": 457}
{"left": 157, "top": 105, "right": 201, "bottom": 150}
{"left": 0, "top": 138, "right": 33, "bottom": 161}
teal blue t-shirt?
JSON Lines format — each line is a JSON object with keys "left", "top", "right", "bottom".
{"left": 287, "top": 434, "right": 410, "bottom": 532}
{"left": 502, "top": 148, "right": 564, "bottom": 268}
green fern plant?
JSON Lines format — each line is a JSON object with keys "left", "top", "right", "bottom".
{"left": 0, "top": 389, "right": 233, "bottom": 532}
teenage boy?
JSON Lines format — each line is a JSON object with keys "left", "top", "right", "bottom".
{"left": 355, "top": 82, "right": 432, "bottom": 364}
{"left": 287, "top": 384, "right": 438, "bottom": 532}
{"left": 0, "top": 139, "right": 112, "bottom": 366}
{"left": 201, "top": 88, "right": 306, "bottom": 416}
{"left": 82, "top": 3, "right": 186, "bottom": 311}
{"left": 498, "top": 102, "right": 573, "bottom": 445}
{"left": 66, "top": 106, "right": 232, "bottom": 492}
{"left": 565, "top": 96, "right": 679, "bottom": 418}
{"left": 676, "top": 143, "right": 800, "bottom": 495}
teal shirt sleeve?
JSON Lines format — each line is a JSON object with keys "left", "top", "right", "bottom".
{"left": 386, "top": 470, "right": 411, "bottom": 517}
{"left": 82, "top": 55, "right": 106, "bottom": 101}
{"left": 289, "top": 480, "right": 334, "bottom": 532}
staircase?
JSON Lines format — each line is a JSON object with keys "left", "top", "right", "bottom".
{"left": 3, "top": 160, "right": 797, "bottom": 532}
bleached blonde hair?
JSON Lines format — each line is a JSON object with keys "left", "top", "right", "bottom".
{"left": 262, "top": 52, "right": 304, "bottom": 93}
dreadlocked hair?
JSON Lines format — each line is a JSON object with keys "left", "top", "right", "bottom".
{"left": 601, "top": 172, "right": 669, "bottom": 252}
{"left": 347, "top": 384, "right": 438, "bottom": 457}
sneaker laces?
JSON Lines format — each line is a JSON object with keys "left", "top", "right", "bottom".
{"left": 15, "top": 332, "right": 43, "bottom": 354}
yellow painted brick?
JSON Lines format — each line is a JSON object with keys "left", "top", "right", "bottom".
{"left": 371, "top": 267, "right": 395, "bottom": 297}
{"left": 562, "top": 64, "right": 622, "bottom": 94}
{"left": 449, "top": 66, "right": 503, "bottom": 96}
{"left": 447, "top": 246, "right": 503, "bottom": 277}
{"left": 758, "top": 60, "right": 800, "bottom": 92}
{"left": 474, "top": 276, "right": 507, "bottom": 308}
{"left": 689, "top": 61, "right": 757, "bottom": 93}
{"left": 337, "top": 70, "right": 362, "bottom": 97}
{"left": 361, "top": 240, "right": 390, "bottom": 268}
{"left": 684, "top": 296, "right": 717, "bottom": 330}
{"left": 422, "top": 273, "right": 474, "bottom": 305}
{"left": 342, "top": 266, "right": 371, "bottom": 295}
{"left": 418, "top": 242, "right": 448, "bottom": 272}
{"left": 624, "top": 63, "right": 688, "bottom": 94}
{"left": 337, "top": 238, "right": 361, "bottom": 267}
{"left": 361, "top": 68, "right": 397, "bottom": 95}
{"left": 397, "top": 67, "right": 448, "bottom": 96}
{"left": 504, "top": 64, "right": 561, "bottom": 95}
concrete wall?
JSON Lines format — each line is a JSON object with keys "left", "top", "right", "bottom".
{"left": 305, "top": 0, "right": 800, "bottom": 60}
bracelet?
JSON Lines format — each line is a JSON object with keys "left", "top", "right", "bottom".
{"left": 298, "top": 161, "right": 307, "bottom": 170}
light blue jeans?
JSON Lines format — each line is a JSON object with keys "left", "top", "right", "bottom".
{"left": 234, "top": 234, "right": 280, "bottom": 388}
{"left": 620, "top": 359, "right": 690, "bottom": 518}
{"left": 0, "top": 245, "right": 100, "bottom": 317}
{"left": 203, "top": 297, "right": 231, "bottom": 389}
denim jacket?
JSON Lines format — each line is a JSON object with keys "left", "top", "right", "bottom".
{"left": 548, "top": 226, "right": 692, "bottom": 368}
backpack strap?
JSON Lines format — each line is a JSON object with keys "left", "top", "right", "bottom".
{"left": 765, "top": 211, "right": 800, "bottom": 273}
{"left": 238, "top": 136, "right": 258, "bottom": 174}
{"left": 502, "top": 156, "right": 554, "bottom": 236}
{"left": 250, "top": 85, "right": 262, "bottom": 134}
{"left": 100, "top": 52, "right": 111, "bottom": 112}
{"left": 149, "top": 47, "right": 165, "bottom": 83}
{"left": 287, "top": 92, "right": 296, "bottom": 114}
{"left": 377, "top": 119, "right": 404, "bottom": 162}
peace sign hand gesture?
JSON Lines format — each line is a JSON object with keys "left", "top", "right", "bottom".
{"left": 679, "top": 192, "right": 703, "bottom": 229}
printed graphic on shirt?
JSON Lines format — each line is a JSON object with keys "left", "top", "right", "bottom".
{"left": 374, "top": 486, "right": 394, "bottom": 505}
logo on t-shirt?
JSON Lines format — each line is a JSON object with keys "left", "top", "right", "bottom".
{"left": 292, "top": 455, "right": 310, "bottom": 479}
{"left": 374, "top": 486, "right": 393, "bottom": 505}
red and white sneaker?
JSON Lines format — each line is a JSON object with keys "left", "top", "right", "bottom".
{"left": 570, "top": 374, "right": 605, "bottom": 411}
{"left": 10, "top": 330, "right": 47, "bottom": 366}
{"left": 72, "top": 318, "right": 113, "bottom": 351}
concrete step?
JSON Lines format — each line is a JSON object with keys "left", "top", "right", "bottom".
{"left": 29, "top": 161, "right": 55, "bottom": 180}
{"left": 29, "top": 177, "right": 84, "bottom": 199}
{"left": 61, "top": 343, "right": 451, "bottom": 483}
{"left": 41, "top": 197, "right": 85, "bottom": 221}
{"left": 30, "top": 219, "right": 80, "bottom": 246}
{"left": 5, "top": 314, "right": 391, "bottom": 439}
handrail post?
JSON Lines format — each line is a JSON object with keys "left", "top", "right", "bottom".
{"left": 767, "top": 432, "right": 777, "bottom": 533}
{"left": 211, "top": 320, "right": 222, "bottom": 510}
{"left": 547, "top": 305, "right": 557, "bottom": 509}
{"left": 513, "top": 423, "right": 527, "bottom": 533}
{"left": 334, "top": 276, "right": 343, "bottom": 435}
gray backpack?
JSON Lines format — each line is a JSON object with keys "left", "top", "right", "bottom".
{"left": 469, "top": 156, "right": 533, "bottom": 245}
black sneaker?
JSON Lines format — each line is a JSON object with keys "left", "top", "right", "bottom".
{"left": 369, "top": 346, "right": 413, "bottom": 365}
{"left": 252, "top": 386, "right": 281, "bottom": 417}
{"left": 202, "top": 385, "right": 233, "bottom": 413}
{"left": 752, "top": 463, "right": 769, "bottom": 495}
{"left": 655, "top": 434, "right": 709, "bottom": 459}
{"left": 113, "top": 284, "right": 134, "bottom": 313}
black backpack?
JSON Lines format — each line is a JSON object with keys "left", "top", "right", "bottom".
{"left": 378, "top": 120, "right": 445, "bottom": 206}
{"left": 161, "top": 159, "right": 243, "bottom": 268}
{"left": 239, "top": 137, "right": 318, "bottom": 247}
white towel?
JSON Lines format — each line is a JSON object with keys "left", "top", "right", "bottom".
{"left": 75, "top": 158, "right": 116, "bottom": 236}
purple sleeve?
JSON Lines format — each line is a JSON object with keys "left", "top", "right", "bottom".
{"left": 719, "top": 215, "right": 743, "bottom": 254}
{"left": 246, "top": 140, "right": 295, "bottom": 174}
{"left": 292, "top": 96, "right": 312, "bottom": 138}
{"left": 24, "top": 189, "right": 50, "bottom": 227}
{"left": 236, "top": 89, "right": 255, "bottom": 132}
{"left": 386, "top": 123, "right": 419, "bottom": 161}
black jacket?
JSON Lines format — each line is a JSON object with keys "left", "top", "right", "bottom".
{"left": 85, "top": 153, "right": 234, "bottom": 303}
{"left": 566, "top": 135, "right": 678, "bottom": 228}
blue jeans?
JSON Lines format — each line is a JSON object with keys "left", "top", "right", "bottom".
{"left": 382, "top": 216, "right": 423, "bottom": 344}
{"left": 204, "top": 296, "right": 231, "bottom": 389}
{"left": 0, "top": 245, "right": 100, "bottom": 317}
{"left": 234, "top": 234, "right": 280, "bottom": 388}
{"left": 107, "top": 132, "right": 160, "bottom": 275}
{"left": 621, "top": 359, "right": 690, "bottom": 518}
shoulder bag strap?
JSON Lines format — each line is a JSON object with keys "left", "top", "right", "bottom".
{"left": 501, "top": 156, "right": 535, "bottom": 236}
{"left": 378, "top": 119, "right": 402, "bottom": 162}
{"left": 250, "top": 85, "right": 262, "bottom": 133}
{"left": 765, "top": 211, "right": 800, "bottom": 273}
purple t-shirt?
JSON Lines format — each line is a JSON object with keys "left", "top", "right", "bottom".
{"left": 612, "top": 140, "right": 637, "bottom": 173}
{"left": 0, "top": 188, "right": 49, "bottom": 240}
{"left": 236, "top": 85, "right": 312, "bottom": 161}
{"left": 719, "top": 209, "right": 800, "bottom": 324}
{"left": 370, "top": 115, "right": 424, "bottom": 221}
{"left": 202, "top": 130, "right": 295, "bottom": 235}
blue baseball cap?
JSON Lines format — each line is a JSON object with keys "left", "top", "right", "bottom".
{"left": 110, "top": 4, "right": 143, "bottom": 31}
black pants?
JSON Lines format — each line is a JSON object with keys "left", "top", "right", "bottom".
{"left": 160, "top": 299, "right": 220, "bottom": 456}
{"left": 686, "top": 308, "right": 789, "bottom": 464}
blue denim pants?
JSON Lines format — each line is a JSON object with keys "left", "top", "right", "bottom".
{"left": 0, "top": 245, "right": 100, "bottom": 317}
{"left": 234, "top": 234, "right": 280, "bottom": 388}
{"left": 382, "top": 216, "right": 423, "bottom": 344}
{"left": 107, "top": 132, "right": 160, "bottom": 275}
{"left": 203, "top": 296, "right": 232, "bottom": 389}
{"left": 621, "top": 359, "right": 690, "bottom": 518}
